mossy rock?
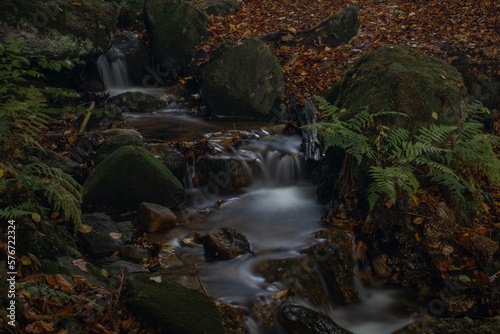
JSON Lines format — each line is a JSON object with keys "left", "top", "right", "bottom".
{"left": 201, "top": 38, "right": 285, "bottom": 120}
{"left": 0, "top": 0, "right": 119, "bottom": 59}
{"left": 144, "top": 0, "right": 209, "bottom": 74}
{"left": 94, "top": 134, "right": 144, "bottom": 164}
{"left": 83, "top": 145, "right": 185, "bottom": 213}
{"left": 125, "top": 272, "right": 225, "bottom": 334}
{"left": 325, "top": 46, "right": 468, "bottom": 135}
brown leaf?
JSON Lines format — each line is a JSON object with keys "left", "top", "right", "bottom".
{"left": 72, "top": 258, "right": 88, "bottom": 272}
{"left": 109, "top": 232, "right": 123, "bottom": 240}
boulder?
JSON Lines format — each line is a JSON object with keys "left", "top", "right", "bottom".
{"left": 120, "top": 245, "right": 153, "bottom": 263}
{"left": 125, "top": 272, "right": 225, "bottom": 334}
{"left": 83, "top": 145, "right": 185, "bottom": 213}
{"left": 135, "top": 202, "right": 178, "bottom": 232}
{"left": 204, "top": 0, "right": 241, "bottom": 15}
{"left": 144, "top": 0, "right": 209, "bottom": 75}
{"left": 0, "top": 0, "right": 119, "bottom": 59}
{"left": 94, "top": 134, "right": 144, "bottom": 164}
{"left": 325, "top": 46, "right": 469, "bottom": 135}
{"left": 147, "top": 143, "right": 188, "bottom": 182}
{"left": 78, "top": 213, "right": 135, "bottom": 257}
{"left": 106, "top": 91, "right": 165, "bottom": 113}
{"left": 301, "top": 4, "right": 360, "bottom": 46}
{"left": 306, "top": 230, "right": 358, "bottom": 304}
{"left": 279, "top": 304, "right": 352, "bottom": 334}
{"left": 105, "top": 260, "right": 146, "bottom": 276}
{"left": 203, "top": 227, "right": 252, "bottom": 259}
{"left": 118, "top": 0, "right": 146, "bottom": 28}
{"left": 201, "top": 38, "right": 285, "bottom": 120}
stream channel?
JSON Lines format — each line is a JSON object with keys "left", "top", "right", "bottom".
{"left": 98, "top": 53, "right": 419, "bottom": 333}
{"left": 124, "top": 103, "right": 419, "bottom": 334}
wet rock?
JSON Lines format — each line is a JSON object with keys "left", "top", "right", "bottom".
{"left": 105, "top": 259, "right": 146, "bottom": 276}
{"left": 83, "top": 145, "right": 185, "bottom": 213}
{"left": 203, "top": 227, "right": 252, "bottom": 259}
{"left": 278, "top": 304, "right": 353, "bottom": 334}
{"left": 256, "top": 257, "right": 331, "bottom": 308}
{"left": 147, "top": 143, "right": 188, "bottom": 182}
{"left": 467, "top": 235, "right": 499, "bottom": 263}
{"left": 325, "top": 46, "right": 468, "bottom": 136}
{"left": 371, "top": 253, "right": 393, "bottom": 279}
{"left": 135, "top": 202, "right": 178, "bottom": 232}
{"left": 158, "top": 244, "right": 184, "bottom": 269}
{"left": 94, "top": 134, "right": 144, "bottom": 164}
{"left": 250, "top": 293, "right": 288, "bottom": 331}
{"left": 144, "top": 0, "right": 209, "bottom": 75}
{"left": 78, "top": 213, "right": 135, "bottom": 257}
{"left": 102, "top": 128, "right": 143, "bottom": 139}
{"left": 300, "top": 4, "right": 360, "bottom": 47}
{"left": 106, "top": 91, "right": 165, "bottom": 113}
{"left": 0, "top": 0, "right": 118, "bottom": 59}
{"left": 201, "top": 38, "right": 285, "bottom": 120}
{"left": 307, "top": 230, "right": 358, "bottom": 304}
{"left": 47, "top": 256, "right": 109, "bottom": 287}
{"left": 197, "top": 153, "right": 257, "bottom": 189}
{"left": 215, "top": 301, "right": 248, "bottom": 334}
{"left": 447, "top": 295, "right": 476, "bottom": 315}
{"left": 125, "top": 272, "right": 225, "bottom": 334}
{"left": 120, "top": 245, "right": 152, "bottom": 263}
{"left": 118, "top": 0, "right": 146, "bottom": 28}
{"left": 205, "top": 0, "right": 241, "bottom": 15}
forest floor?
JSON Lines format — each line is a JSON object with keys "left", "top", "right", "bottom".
{"left": 199, "top": 0, "right": 500, "bottom": 104}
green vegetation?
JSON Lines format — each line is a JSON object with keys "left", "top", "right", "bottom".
{"left": 313, "top": 96, "right": 500, "bottom": 212}
{"left": 0, "top": 41, "right": 83, "bottom": 226}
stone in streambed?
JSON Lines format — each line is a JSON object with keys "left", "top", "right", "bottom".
{"left": 203, "top": 227, "right": 252, "bottom": 259}
{"left": 279, "top": 304, "right": 353, "bottom": 334}
{"left": 135, "top": 202, "right": 178, "bottom": 232}
{"left": 83, "top": 145, "right": 185, "bottom": 213}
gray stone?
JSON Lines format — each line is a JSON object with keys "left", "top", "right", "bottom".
{"left": 105, "top": 260, "right": 146, "bottom": 276}
{"left": 135, "top": 202, "right": 178, "bottom": 232}
{"left": 78, "top": 213, "right": 135, "bottom": 257}
{"left": 120, "top": 245, "right": 152, "bottom": 263}
{"left": 279, "top": 304, "right": 353, "bottom": 334}
{"left": 204, "top": 0, "right": 241, "bottom": 15}
{"left": 83, "top": 145, "right": 185, "bottom": 213}
{"left": 106, "top": 91, "right": 165, "bottom": 113}
{"left": 203, "top": 227, "right": 252, "bottom": 259}
{"left": 201, "top": 38, "right": 285, "bottom": 120}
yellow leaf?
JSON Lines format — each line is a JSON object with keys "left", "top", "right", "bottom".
{"left": 50, "top": 211, "right": 60, "bottom": 220}
{"left": 0, "top": 168, "right": 4, "bottom": 178}
{"left": 150, "top": 275, "right": 162, "bottom": 283}
{"left": 22, "top": 290, "right": 31, "bottom": 298}
{"left": 340, "top": 108, "right": 347, "bottom": 113}
{"left": 71, "top": 2, "right": 82, "bottom": 6}
{"left": 415, "top": 232, "right": 422, "bottom": 242}
{"left": 413, "top": 217, "right": 425, "bottom": 225}
{"left": 109, "top": 232, "right": 122, "bottom": 240}
{"left": 432, "top": 112, "right": 438, "bottom": 120}
{"left": 21, "top": 256, "right": 32, "bottom": 266}
{"left": 78, "top": 224, "right": 93, "bottom": 233}
{"left": 32, "top": 213, "right": 41, "bottom": 222}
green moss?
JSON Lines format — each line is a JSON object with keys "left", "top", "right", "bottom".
{"left": 126, "top": 272, "right": 225, "bottom": 334}
{"left": 83, "top": 145, "right": 185, "bottom": 212}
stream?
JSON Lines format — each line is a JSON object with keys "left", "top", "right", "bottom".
{"left": 126, "top": 107, "right": 418, "bottom": 334}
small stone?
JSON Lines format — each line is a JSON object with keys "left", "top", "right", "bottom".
{"left": 203, "top": 227, "right": 252, "bottom": 259}
{"left": 372, "top": 253, "right": 393, "bottom": 278}
{"left": 136, "top": 202, "right": 178, "bottom": 232}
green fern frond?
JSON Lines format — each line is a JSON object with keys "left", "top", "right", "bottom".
{"left": 0, "top": 201, "right": 44, "bottom": 220}
{"left": 346, "top": 110, "right": 371, "bottom": 132}
{"left": 367, "top": 166, "right": 419, "bottom": 210}
{"left": 415, "top": 123, "right": 458, "bottom": 145}
{"left": 21, "top": 163, "right": 82, "bottom": 225}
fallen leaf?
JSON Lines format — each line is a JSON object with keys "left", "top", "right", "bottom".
{"left": 150, "top": 275, "right": 162, "bottom": 283}
{"left": 413, "top": 217, "right": 425, "bottom": 225}
{"left": 72, "top": 258, "right": 88, "bottom": 272}
{"left": 109, "top": 232, "right": 122, "bottom": 240}
{"left": 78, "top": 224, "right": 93, "bottom": 233}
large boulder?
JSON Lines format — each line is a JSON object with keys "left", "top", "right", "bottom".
{"left": 125, "top": 272, "right": 225, "bottom": 334}
{"left": 144, "top": 0, "right": 209, "bottom": 75}
{"left": 201, "top": 38, "right": 285, "bottom": 120}
{"left": 325, "top": 46, "right": 469, "bottom": 135}
{"left": 0, "top": 0, "right": 119, "bottom": 59}
{"left": 83, "top": 145, "right": 185, "bottom": 213}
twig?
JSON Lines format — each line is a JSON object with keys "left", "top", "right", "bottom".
{"left": 194, "top": 263, "right": 209, "bottom": 296}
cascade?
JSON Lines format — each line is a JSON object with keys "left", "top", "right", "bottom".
{"left": 96, "top": 46, "right": 132, "bottom": 90}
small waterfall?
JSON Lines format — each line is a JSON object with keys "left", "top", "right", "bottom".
{"left": 96, "top": 46, "right": 132, "bottom": 89}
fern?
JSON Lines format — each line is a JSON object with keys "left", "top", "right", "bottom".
{"left": 367, "top": 166, "right": 419, "bottom": 211}
{"left": 312, "top": 96, "right": 500, "bottom": 213}
{"left": 0, "top": 201, "right": 45, "bottom": 220}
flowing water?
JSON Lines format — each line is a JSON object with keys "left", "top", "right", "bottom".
{"left": 96, "top": 56, "right": 418, "bottom": 333}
